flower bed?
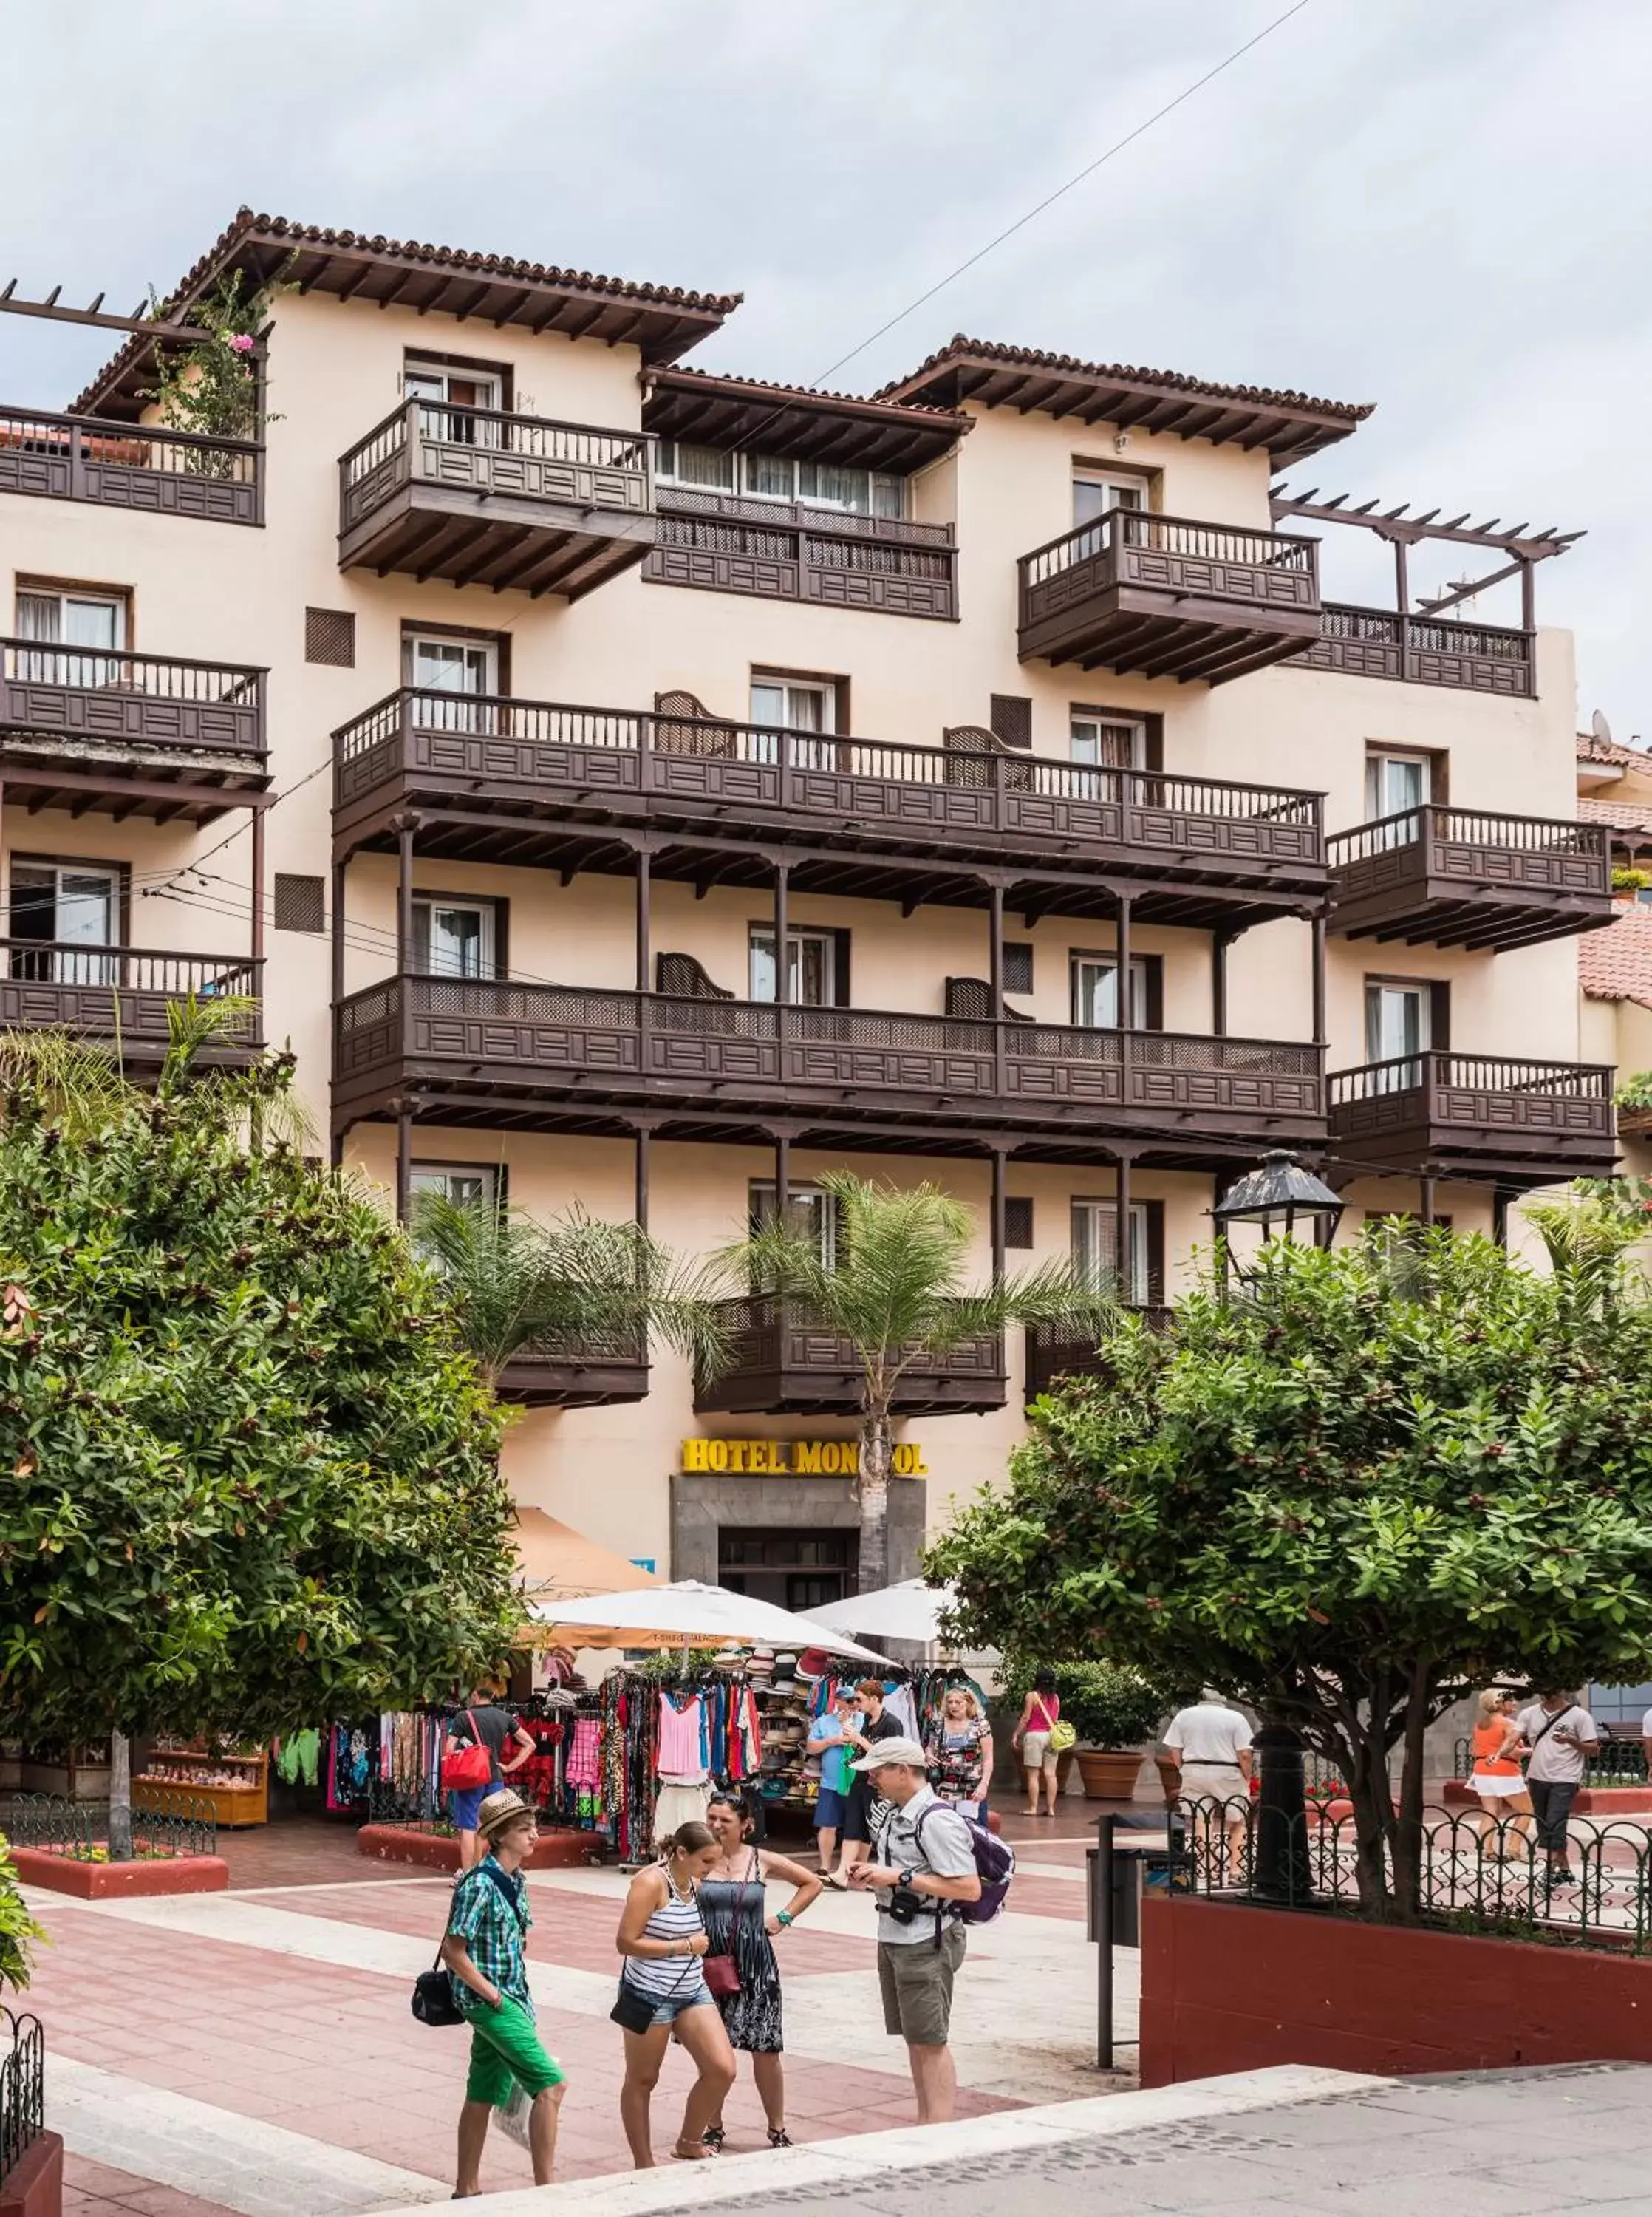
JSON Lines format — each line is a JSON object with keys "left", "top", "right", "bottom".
{"left": 11, "top": 1845, "right": 227, "bottom": 1899}
{"left": 356, "top": 1824, "right": 602, "bottom": 1873}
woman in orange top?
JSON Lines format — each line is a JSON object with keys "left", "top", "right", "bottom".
{"left": 1467, "top": 1688, "right": 1533, "bottom": 1856}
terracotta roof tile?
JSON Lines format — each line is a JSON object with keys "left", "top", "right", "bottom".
{"left": 1580, "top": 906, "right": 1652, "bottom": 1008}
{"left": 1579, "top": 798, "right": 1652, "bottom": 834}
{"left": 1577, "top": 731, "right": 1649, "bottom": 769}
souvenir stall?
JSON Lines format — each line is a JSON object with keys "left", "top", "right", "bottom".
{"left": 525, "top": 1579, "right": 890, "bottom": 1856}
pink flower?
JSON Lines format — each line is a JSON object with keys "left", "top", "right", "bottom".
{"left": 228, "top": 333, "right": 255, "bottom": 354}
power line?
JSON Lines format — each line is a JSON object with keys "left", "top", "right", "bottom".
{"left": 813, "top": 0, "right": 1316, "bottom": 387}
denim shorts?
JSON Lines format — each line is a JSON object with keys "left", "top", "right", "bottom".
{"left": 814, "top": 1785, "right": 847, "bottom": 1829}
{"left": 647, "top": 1982, "right": 712, "bottom": 2026}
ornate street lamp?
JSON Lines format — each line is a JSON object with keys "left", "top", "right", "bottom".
{"left": 1212, "top": 1150, "right": 1343, "bottom": 1287}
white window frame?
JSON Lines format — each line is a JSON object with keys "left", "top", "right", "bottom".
{"left": 1071, "top": 953, "right": 1150, "bottom": 1030}
{"left": 15, "top": 586, "right": 127, "bottom": 686}
{"left": 7, "top": 858, "right": 121, "bottom": 985}
{"left": 1072, "top": 471, "right": 1150, "bottom": 526}
{"left": 1364, "top": 980, "right": 1430, "bottom": 1089}
{"left": 656, "top": 440, "right": 905, "bottom": 520}
{"left": 409, "top": 1162, "right": 499, "bottom": 1209}
{"left": 748, "top": 924, "right": 841, "bottom": 1007}
{"left": 403, "top": 361, "right": 502, "bottom": 447}
{"left": 748, "top": 1179, "right": 838, "bottom": 1269}
{"left": 1365, "top": 749, "right": 1433, "bottom": 823}
{"left": 412, "top": 896, "right": 497, "bottom": 980}
{"left": 1070, "top": 712, "right": 1146, "bottom": 771}
{"left": 403, "top": 633, "right": 498, "bottom": 732}
{"left": 1071, "top": 1198, "right": 1150, "bottom": 1304}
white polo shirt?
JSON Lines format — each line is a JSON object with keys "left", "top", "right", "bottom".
{"left": 1164, "top": 1700, "right": 1252, "bottom": 1768}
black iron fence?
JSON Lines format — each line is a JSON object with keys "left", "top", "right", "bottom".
{"left": 0, "top": 1788, "right": 217, "bottom": 1861}
{"left": 0, "top": 2008, "right": 43, "bottom": 2181}
{"left": 1178, "top": 1794, "right": 1652, "bottom": 1953}
{"left": 366, "top": 1762, "right": 446, "bottom": 1832}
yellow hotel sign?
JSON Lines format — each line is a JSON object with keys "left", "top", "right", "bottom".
{"left": 680, "top": 1438, "right": 929, "bottom": 1477}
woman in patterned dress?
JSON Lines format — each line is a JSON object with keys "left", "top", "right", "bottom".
{"left": 697, "top": 1791, "right": 822, "bottom": 2150}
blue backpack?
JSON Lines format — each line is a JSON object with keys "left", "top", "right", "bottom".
{"left": 913, "top": 1804, "right": 1015, "bottom": 1927}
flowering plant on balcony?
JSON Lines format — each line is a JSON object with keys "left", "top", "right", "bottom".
{"left": 143, "top": 267, "right": 290, "bottom": 459}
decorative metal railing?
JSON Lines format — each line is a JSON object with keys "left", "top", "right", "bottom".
{"left": 0, "top": 2009, "right": 44, "bottom": 2182}
{"left": 0, "top": 1788, "right": 217, "bottom": 1860}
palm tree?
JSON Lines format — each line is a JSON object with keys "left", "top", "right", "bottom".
{"left": 717, "top": 1170, "right": 1110, "bottom": 1591}
{"left": 409, "top": 1192, "right": 733, "bottom": 1392}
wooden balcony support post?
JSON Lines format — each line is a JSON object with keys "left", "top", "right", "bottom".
{"left": 989, "top": 1144, "right": 1007, "bottom": 1290}
{"left": 989, "top": 879, "right": 1006, "bottom": 1098}
{"left": 1311, "top": 910, "right": 1328, "bottom": 1046}
{"left": 774, "top": 855, "right": 791, "bottom": 1058}
{"left": 330, "top": 857, "right": 347, "bottom": 1168}
{"left": 395, "top": 1101, "right": 412, "bottom": 1226}
{"left": 1492, "top": 1186, "right": 1509, "bottom": 1248}
{"left": 774, "top": 1128, "right": 791, "bottom": 1223}
{"left": 250, "top": 801, "right": 266, "bottom": 972}
{"left": 634, "top": 1122, "right": 652, "bottom": 1235}
{"left": 395, "top": 814, "right": 416, "bottom": 973}
{"left": 1393, "top": 536, "right": 1411, "bottom": 684}
{"left": 1212, "top": 926, "right": 1235, "bottom": 1037}
{"left": 635, "top": 842, "right": 652, "bottom": 1077}
{"left": 1117, "top": 890, "right": 1134, "bottom": 1104}
{"left": 1419, "top": 1174, "right": 1436, "bottom": 1228}
{"left": 1116, "top": 1151, "right": 1136, "bottom": 1304}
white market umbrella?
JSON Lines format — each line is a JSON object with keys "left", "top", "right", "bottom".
{"left": 803, "top": 1578, "right": 958, "bottom": 1645}
{"left": 525, "top": 1578, "right": 892, "bottom": 1666}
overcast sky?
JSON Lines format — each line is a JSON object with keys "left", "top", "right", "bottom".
{"left": 2, "top": 0, "right": 1644, "bottom": 725}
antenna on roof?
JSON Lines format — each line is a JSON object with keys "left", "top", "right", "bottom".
{"left": 1592, "top": 709, "right": 1614, "bottom": 747}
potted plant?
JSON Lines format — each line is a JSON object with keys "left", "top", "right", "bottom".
{"left": 1004, "top": 1661, "right": 1177, "bottom": 1800}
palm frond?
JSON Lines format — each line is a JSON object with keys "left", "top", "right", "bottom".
{"left": 0, "top": 1027, "right": 125, "bottom": 1136}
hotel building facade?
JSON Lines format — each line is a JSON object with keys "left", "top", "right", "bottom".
{"left": 0, "top": 211, "right": 1617, "bottom": 1608}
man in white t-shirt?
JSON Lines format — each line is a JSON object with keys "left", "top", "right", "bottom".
{"left": 1513, "top": 1690, "right": 1599, "bottom": 1886}
{"left": 1162, "top": 1690, "right": 1253, "bottom": 1867}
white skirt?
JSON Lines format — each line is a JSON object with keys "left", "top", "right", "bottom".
{"left": 1470, "top": 1774, "right": 1529, "bottom": 1800}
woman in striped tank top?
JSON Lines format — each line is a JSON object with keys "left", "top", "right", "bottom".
{"left": 615, "top": 1822, "right": 736, "bottom": 2166}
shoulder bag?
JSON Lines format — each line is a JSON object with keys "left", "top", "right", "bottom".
{"left": 440, "top": 1709, "right": 492, "bottom": 1792}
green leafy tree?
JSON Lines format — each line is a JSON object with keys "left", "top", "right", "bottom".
{"left": 930, "top": 1230, "right": 1652, "bottom": 1921}
{"left": 0, "top": 1833, "right": 44, "bottom": 1989}
{"left": 0, "top": 1013, "right": 517, "bottom": 1857}
{"left": 720, "top": 1171, "right": 1106, "bottom": 1591}
{"left": 409, "top": 1192, "right": 733, "bottom": 1391}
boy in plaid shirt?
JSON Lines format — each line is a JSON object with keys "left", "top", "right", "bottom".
{"left": 441, "top": 1788, "right": 566, "bottom": 2193}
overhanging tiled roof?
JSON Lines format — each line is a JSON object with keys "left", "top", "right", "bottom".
{"left": 642, "top": 365, "right": 969, "bottom": 472}
{"left": 1580, "top": 907, "right": 1652, "bottom": 1008}
{"left": 1577, "top": 731, "right": 1651, "bottom": 770}
{"left": 879, "top": 335, "right": 1371, "bottom": 463}
{"left": 1580, "top": 798, "right": 1652, "bottom": 836}
{"left": 73, "top": 208, "right": 741, "bottom": 418}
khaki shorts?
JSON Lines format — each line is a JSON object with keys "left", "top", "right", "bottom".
{"left": 878, "top": 1924, "right": 966, "bottom": 2047}
{"left": 1022, "top": 1730, "right": 1054, "bottom": 1769}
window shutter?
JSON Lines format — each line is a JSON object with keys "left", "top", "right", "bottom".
{"left": 1003, "top": 941, "right": 1034, "bottom": 995}
{"left": 1428, "top": 981, "right": 1451, "bottom": 1052}
{"left": 304, "top": 608, "right": 355, "bottom": 667}
{"left": 1141, "top": 955, "right": 1164, "bottom": 1032}
{"left": 833, "top": 928, "right": 853, "bottom": 1008}
{"left": 1004, "top": 1197, "right": 1034, "bottom": 1250}
{"left": 1144, "top": 1201, "right": 1166, "bottom": 1305}
{"left": 989, "top": 695, "right": 1032, "bottom": 751}
{"left": 273, "top": 874, "right": 326, "bottom": 935}
{"left": 1141, "top": 713, "right": 1164, "bottom": 772}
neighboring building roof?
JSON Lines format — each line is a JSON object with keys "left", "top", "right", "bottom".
{"left": 1579, "top": 798, "right": 1652, "bottom": 836}
{"left": 73, "top": 208, "right": 742, "bottom": 418}
{"left": 1576, "top": 730, "right": 1648, "bottom": 769}
{"left": 878, "top": 335, "right": 1372, "bottom": 463}
{"left": 1580, "top": 907, "right": 1652, "bottom": 1009}
{"left": 641, "top": 365, "right": 969, "bottom": 472}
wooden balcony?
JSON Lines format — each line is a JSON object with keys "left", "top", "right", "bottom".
{"left": 1025, "top": 1308, "right": 1173, "bottom": 1403}
{"left": 694, "top": 1295, "right": 1005, "bottom": 1416}
{"left": 1329, "top": 1052, "right": 1617, "bottom": 1185}
{"left": 0, "top": 403, "right": 261, "bottom": 526}
{"left": 1017, "top": 509, "right": 1321, "bottom": 682}
{"left": 338, "top": 400, "right": 653, "bottom": 598}
{"left": 1328, "top": 806, "right": 1614, "bottom": 951}
{"left": 646, "top": 490, "right": 956, "bottom": 620}
{"left": 497, "top": 1329, "right": 649, "bottom": 1409}
{"left": 1292, "top": 604, "right": 1535, "bottom": 697}
{"left": 0, "top": 640, "right": 267, "bottom": 818}
{"left": 333, "top": 976, "right": 1325, "bottom": 1160}
{"left": 0, "top": 943, "right": 263, "bottom": 1058}
{"left": 332, "top": 689, "right": 1325, "bottom": 919}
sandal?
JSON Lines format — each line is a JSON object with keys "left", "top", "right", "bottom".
{"left": 768, "top": 2127, "right": 793, "bottom": 2148}
{"left": 701, "top": 2127, "right": 726, "bottom": 2153}
{"left": 674, "top": 2141, "right": 715, "bottom": 2161}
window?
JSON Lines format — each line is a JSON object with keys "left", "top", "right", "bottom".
{"left": 749, "top": 675, "right": 838, "bottom": 768}
{"left": 404, "top": 632, "right": 498, "bottom": 731}
{"left": 1071, "top": 953, "right": 1153, "bottom": 1030}
{"left": 1003, "top": 942, "right": 1034, "bottom": 996}
{"left": 273, "top": 874, "right": 325, "bottom": 934}
{"left": 748, "top": 1181, "right": 837, "bottom": 1268}
{"left": 658, "top": 440, "right": 905, "bottom": 518}
{"left": 411, "top": 1163, "right": 499, "bottom": 1209}
{"left": 1363, "top": 979, "right": 1442, "bottom": 1092}
{"left": 304, "top": 608, "right": 355, "bottom": 667}
{"left": 1071, "top": 712, "right": 1146, "bottom": 775}
{"left": 1073, "top": 472, "right": 1148, "bottom": 525}
{"left": 412, "top": 896, "right": 499, "bottom": 979}
{"left": 403, "top": 360, "right": 502, "bottom": 446}
{"left": 1071, "top": 1199, "right": 1150, "bottom": 1305}
{"left": 8, "top": 860, "right": 120, "bottom": 984}
{"left": 15, "top": 586, "right": 126, "bottom": 686}
{"left": 1365, "top": 749, "right": 1433, "bottom": 831}
{"left": 749, "top": 925, "right": 843, "bottom": 1007}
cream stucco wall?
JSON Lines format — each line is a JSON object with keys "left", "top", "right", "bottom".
{"left": 0, "top": 277, "right": 1595, "bottom": 1578}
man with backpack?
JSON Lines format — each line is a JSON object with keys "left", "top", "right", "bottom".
{"left": 847, "top": 1737, "right": 989, "bottom": 2125}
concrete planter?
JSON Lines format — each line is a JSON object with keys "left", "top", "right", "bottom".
{"left": 356, "top": 1823, "right": 601, "bottom": 1871}
{"left": 1141, "top": 1893, "right": 1652, "bottom": 2084}
{"left": 11, "top": 1845, "right": 227, "bottom": 1898}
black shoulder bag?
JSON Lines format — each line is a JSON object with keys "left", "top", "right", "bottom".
{"left": 412, "top": 1861, "right": 522, "bottom": 2029}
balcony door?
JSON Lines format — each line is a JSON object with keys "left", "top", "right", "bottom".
{"left": 749, "top": 675, "right": 836, "bottom": 769}
{"left": 412, "top": 896, "right": 497, "bottom": 980}
{"left": 15, "top": 588, "right": 126, "bottom": 687}
{"left": 1072, "top": 472, "right": 1147, "bottom": 559}
{"left": 749, "top": 925, "right": 843, "bottom": 1008}
{"left": 1071, "top": 953, "right": 1151, "bottom": 1031}
{"left": 410, "top": 1162, "right": 498, "bottom": 1210}
{"left": 1365, "top": 749, "right": 1432, "bottom": 845}
{"left": 1365, "top": 981, "right": 1430, "bottom": 1091}
{"left": 1068, "top": 710, "right": 1146, "bottom": 799}
{"left": 9, "top": 861, "right": 120, "bottom": 985}
{"left": 404, "top": 361, "right": 501, "bottom": 448}
{"left": 1071, "top": 1199, "right": 1150, "bottom": 1306}
{"left": 404, "top": 633, "right": 496, "bottom": 732}
{"left": 748, "top": 1180, "right": 839, "bottom": 1270}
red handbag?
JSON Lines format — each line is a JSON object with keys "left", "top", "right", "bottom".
{"left": 703, "top": 1952, "right": 742, "bottom": 1998}
{"left": 440, "top": 1711, "right": 492, "bottom": 1792}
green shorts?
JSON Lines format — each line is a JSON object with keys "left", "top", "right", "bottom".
{"left": 463, "top": 1996, "right": 567, "bottom": 2108}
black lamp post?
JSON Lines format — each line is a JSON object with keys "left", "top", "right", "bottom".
{"left": 1211, "top": 1152, "right": 1342, "bottom": 1899}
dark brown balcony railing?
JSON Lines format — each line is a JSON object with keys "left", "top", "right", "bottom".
{"left": 1017, "top": 507, "right": 1320, "bottom": 679}
{"left": 0, "top": 943, "right": 263, "bottom": 1047}
{"left": 333, "top": 688, "right": 1324, "bottom": 882}
{"left": 0, "top": 403, "right": 262, "bottom": 525}
{"left": 497, "top": 1325, "right": 649, "bottom": 1409}
{"left": 1327, "top": 806, "right": 1612, "bottom": 951}
{"left": 646, "top": 488, "right": 956, "bottom": 620}
{"left": 1329, "top": 1052, "right": 1615, "bottom": 1168}
{"left": 0, "top": 640, "right": 266, "bottom": 759}
{"left": 1025, "top": 1307, "right": 1173, "bottom": 1400}
{"left": 1293, "top": 603, "right": 1535, "bottom": 696}
{"left": 335, "top": 975, "right": 1325, "bottom": 1140}
{"left": 339, "top": 400, "right": 652, "bottom": 537}
{"left": 694, "top": 1293, "right": 1006, "bottom": 1416}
